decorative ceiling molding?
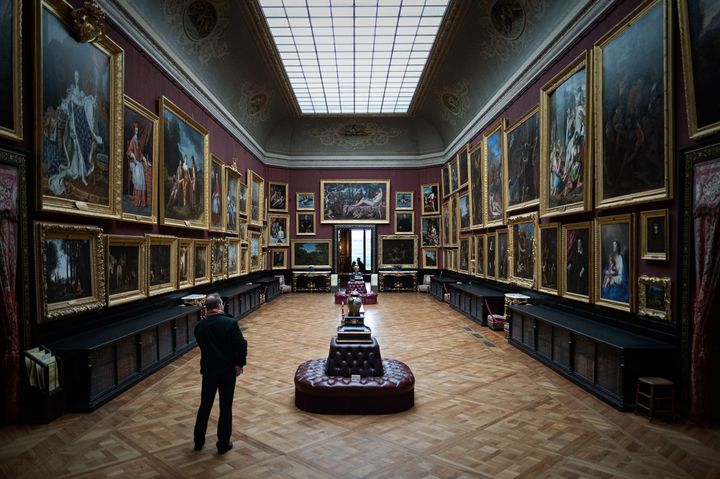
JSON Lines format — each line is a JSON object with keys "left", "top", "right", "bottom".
{"left": 262, "top": 151, "right": 444, "bottom": 169}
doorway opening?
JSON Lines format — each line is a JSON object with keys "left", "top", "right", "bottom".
{"left": 334, "top": 225, "right": 375, "bottom": 279}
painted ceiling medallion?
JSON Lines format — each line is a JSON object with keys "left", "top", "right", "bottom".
{"left": 162, "top": 0, "right": 230, "bottom": 63}
{"left": 236, "top": 81, "right": 272, "bottom": 126}
{"left": 437, "top": 80, "right": 470, "bottom": 125}
{"left": 71, "top": 0, "right": 106, "bottom": 43}
{"left": 183, "top": 0, "right": 217, "bottom": 41}
{"left": 491, "top": 0, "right": 526, "bottom": 40}
{"left": 340, "top": 124, "right": 370, "bottom": 137}
{"left": 307, "top": 123, "right": 404, "bottom": 149}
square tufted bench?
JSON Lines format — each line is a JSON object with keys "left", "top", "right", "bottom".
{"left": 334, "top": 279, "right": 378, "bottom": 305}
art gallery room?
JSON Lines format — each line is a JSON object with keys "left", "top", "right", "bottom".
{"left": 1, "top": 0, "right": 720, "bottom": 477}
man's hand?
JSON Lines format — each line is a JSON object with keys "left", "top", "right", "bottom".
{"left": 235, "top": 366, "right": 244, "bottom": 376}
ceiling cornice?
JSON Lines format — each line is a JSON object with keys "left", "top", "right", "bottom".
{"left": 263, "top": 151, "right": 445, "bottom": 169}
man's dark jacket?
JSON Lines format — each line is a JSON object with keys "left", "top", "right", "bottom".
{"left": 194, "top": 313, "right": 247, "bottom": 377}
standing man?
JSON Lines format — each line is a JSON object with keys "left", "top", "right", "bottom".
{"left": 193, "top": 293, "right": 247, "bottom": 454}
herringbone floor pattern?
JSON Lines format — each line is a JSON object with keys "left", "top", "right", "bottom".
{"left": 1, "top": 293, "right": 719, "bottom": 478}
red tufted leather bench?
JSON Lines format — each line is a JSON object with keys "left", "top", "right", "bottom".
{"left": 334, "top": 280, "right": 378, "bottom": 305}
{"left": 294, "top": 358, "right": 415, "bottom": 414}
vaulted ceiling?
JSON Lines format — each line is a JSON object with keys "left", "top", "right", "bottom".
{"left": 103, "top": 0, "right": 612, "bottom": 167}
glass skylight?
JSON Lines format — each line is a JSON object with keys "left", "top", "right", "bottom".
{"left": 259, "top": 0, "right": 450, "bottom": 114}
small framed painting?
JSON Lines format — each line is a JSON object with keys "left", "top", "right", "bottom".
{"left": 248, "top": 169, "right": 265, "bottom": 227}
{"left": 378, "top": 235, "right": 418, "bottom": 269}
{"left": 469, "top": 143, "right": 484, "bottom": 228}
{"left": 227, "top": 238, "right": 241, "bottom": 278}
{"left": 497, "top": 228, "right": 510, "bottom": 282}
{"left": 449, "top": 156, "right": 459, "bottom": 193}
{"left": 421, "top": 215, "right": 441, "bottom": 247}
{"left": 239, "top": 247, "right": 248, "bottom": 275}
{"left": 225, "top": 165, "right": 241, "bottom": 235}
{"left": 268, "top": 181, "right": 288, "bottom": 212}
{"left": 193, "top": 239, "right": 211, "bottom": 286}
{"left": 638, "top": 275, "right": 671, "bottom": 321}
{"left": 395, "top": 191, "right": 413, "bottom": 210}
{"left": 296, "top": 211, "right": 316, "bottom": 236}
{"left": 291, "top": 240, "right": 332, "bottom": 269}
{"left": 146, "top": 234, "right": 177, "bottom": 296}
{"left": 441, "top": 164, "right": 451, "bottom": 198}
{"left": 459, "top": 237, "right": 470, "bottom": 273}
{"left": 238, "top": 182, "right": 248, "bottom": 218}
{"left": 106, "top": 235, "right": 147, "bottom": 306}
{"left": 458, "top": 193, "right": 470, "bottom": 231}
{"left": 561, "top": 222, "right": 593, "bottom": 302}
{"left": 268, "top": 214, "right": 290, "bottom": 246}
{"left": 296, "top": 192, "right": 315, "bottom": 210}
{"left": 421, "top": 183, "right": 439, "bottom": 215}
{"left": 211, "top": 238, "right": 227, "bottom": 281}
{"left": 209, "top": 155, "right": 225, "bottom": 232}
{"left": 595, "top": 214, "right": 635, "bottom": 311}
{"left": 640, "top": 209, "right": 668, "bottom": 261}
{"left": 484, "top": 119, "right": 506, "bottom": 227}
{"left": 271, "top": 248, "right": 288, "bottom": 270}
{"left": 486, "top": 233, "right": 497, "bottom": 279}
{"left": 475, "top": 234, "right": 485, "bottom": 278}
{"left": 177, "top": 238, "right": 194, "bottom": 289}
{"left": 394, "top": 211, "right": 414, "bottom": 234}
{"left": 422, "top": 248, "right": 438, "bottom": 269}
{"left": 538, "top": 222, "right": 560, "bottom": 294}
{"left": 249, "top": 230, "right": 263, "bottom": 272}
{"left": 458, "top": 145, "right": 469, "bottom": 189}
{"left": 508, "top": 212, "right": 537, "bottom": 289}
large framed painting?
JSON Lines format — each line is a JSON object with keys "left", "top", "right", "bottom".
{"left": 484, "top": 120, "right": 506, "bottom": 227}
{"left": 458, "top": 145, "right": 469, "bottom": 189}
{"left": 458, "top": 193, "right": 470, "bottom": 231}
{"left": 486, "top": 232, "right": 497, "bottom": 279}
{"left": 505, "top": 107, "right": 540, "bottom": 212}
{"left": 638, "top": 275, "right": 671, "bottom": 321}
{"left": 321, "top": 180, "right": 390, "bottom": 223}
{"left": 227, "top": 238, "right": 241, "bottom": 278}
{"left": 449, "top": 194, "right": 459, "bottom": 246}
{"left": 421, "top": 215, "right": 441, "bottom": 247}
{"left": 540, "top": 51, "right": 592, "bottom": 217}
{"left": 291, "top": 240, "right": 332, "bottom": 269}
{"left": 561, "top": 222, "right": 593, "bottom": 302}
{"left": 122, "top": 96, "right": 158, "bottom": 224}
{"left": 37, "top": 0, "right": 123, "bottom": 218}
{"left": 421, "top": 183, "right": 439, "bottom": 215}
{"left": 36, "top": 222, "right": 105, "bottom": 322}
{"left": 271, "top": 248, "right": 287, "bottom": 270}
{"left": 679, "top": 0, "right": 720, "bottom": 139}
{"left": 441, "top": 163, "right": 450, "bottom": 198}
{"left": 497, "top": 229, "right": 510, "bottom": 282}
{"left": 146, "top": 234, "right": 177, "bottom": 296}
{"left": 422, "top": 248, "right": 438, "bottom": 269}
{"left": 177, "top": 238, "right": 194, "bottom": 289}
{"left": 394, "top": 211, "right": 414, "bottom": 234}
{"left": 296, "top": 192, "right": 315, "bottom": 210}
{"left": 640, "top": 209, "right": 668, "bottom": 261}
{"left": 268, "top": 181, "right": 288, "bottom": 212}
{"left": 468, "top": 143, "right": 483, "bottom": 228}
{"left": 538, "top": 222, "right": 560, "bottom": 294}
{"left": 595, "top": 0, "right": 672, "bottom": 209}
{"left": 475, "top": 234, "right": 485, "bottom": 278}
{"left": 378, "top": 235, "right": 418, "bottom": 269}
{"left": 209, "top": 155, "right": 225, "bottom": 232}
{"left": 268, "top": 213, "right": 290, "bottom": 246}
{"left": 249, "top": 230, "right": 262, "bottom": 272}
{"left": 508, "top": 213, "right": 537, "bottom": 289}
{"left": 296, "top": 211, "right": 315, "bottom": 236}
{"left": 595, "top": 214, "right": 635, "bottom": 311}
{"left": 395, "top": 191, "right": 413, "bottom": 210}
{"left": 225, "top": 166, "right": 241, "bottom": 235}
{"left": 159, "top": 96, "right": 209, "bottom": 230}
{"left": 248, "top": 169, "right": 264, "bottom": 228}
{"left": 106, "top": 235, "right": 147, "bottom": 306}
{"left": 458, "top": 237, "right": 470, "bottom": 273}
{"left": 449, "top": 156, "right": 459, "bottom": 193}
{"left": 193, "top": 239, "right": 210, "bottom": 286}
{"left": 211, "top": 238, "right": 227, "bottom": 282}
{"left": 238, "top": 182, "right": 248, "bottom": 218}
{"left": 0, "top": 0, "right": 21, "bottom": 141}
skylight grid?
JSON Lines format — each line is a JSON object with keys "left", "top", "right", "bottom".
{"left": 260, "top": 0, "right": 449, "bottom": 114}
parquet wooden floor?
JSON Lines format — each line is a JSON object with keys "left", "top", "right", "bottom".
{"left": 1, "top": 293, "right": 719, "bottom": 478}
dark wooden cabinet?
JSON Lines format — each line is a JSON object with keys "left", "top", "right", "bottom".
{"left": 47, "top": 305, "right": 202, "bottom": 412}
{"left": 216, "top": 282, "right": 263, "bottom": 320}
{"left": 293, "top": 271, "right": 331, "bottom": 292}
{"left": 253, "top": 276, "right": 280, "bottom": 302}
{"left": 430, "top": 276, "right": 456, "bottom": 301}
{"left": 508, "top": 304, "right": 674, "bottom": 410}
{"left": 447, "top": 283, "right": 505, "bottom": 326}
{"left": 379, "top": 271, "right": 417, "bottom": 291}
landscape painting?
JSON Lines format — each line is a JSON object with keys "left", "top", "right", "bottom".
{"left": 291, "top": 240, "right": 332, "bottom": 269}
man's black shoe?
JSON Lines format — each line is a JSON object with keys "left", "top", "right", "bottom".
{"left": 193, "top": 442, "right": 204, "bottom": 451}
{"left": 217, "top": 441, "right": 233, "bottom": 454}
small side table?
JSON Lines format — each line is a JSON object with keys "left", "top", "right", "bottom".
{"left": 635, "top": 376, "right": 675, "bottom": 422}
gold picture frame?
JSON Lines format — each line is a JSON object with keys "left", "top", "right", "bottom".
{"left": 193, "top": 239, "right": 211, "bottom": 286}
{"left": 458, "top": 237, "right": 470, "bottom": 273}
{"left": 211, "top": 238, "right": 228, "bottom": 281}
{"left": 504, "top": 106, "right": 540, "bottom": 213}
{"left": 36, "top": 0, "right": 124, "bottom": 219}
{"left": 508, "top": 212, "right": 538, "bottom": 289}
{"left": 248, "top": 169, "right": 265, "bottom": 228}
{"left": 159, "top": 96, "right": 210, "bottom": 230}
{"left": 496, "top": 228, "right": 510, "bottom": 283}
{"left": 296, "top": 191, "right": 315, "bottom": 210}
{"left": 106, "top": 234, "right": 147, "bottom": 306}
{"left": 0, "top": 0, "right": 22, "bottom": 141}
{"left": 594, "top": 214, "right": 635, "bottom": 312}
{"left": 483, "top": 119, "right": 507, "bottom": 227}
{"left": 268, "top": 213, "right": 290, "bottom": 246}
{"left": 320, "top": 179, "right": 391, "bottom": 224}
{"left": 239, "top": 247, "right": 248, "bottom": 275}
{"left": 249, "top": 229, "right": 263, "bottom": 272}
{"left": 271, "top": 248, "right": 288, "bottom": 270}
{"left": 640, "top": 209, "right": 669, "bottom": 261}
{"left": 209, "top": 155, "right": 225, "bottom": 232}
{"left": 561, "top": 221, "right": 593, "bottom": 303}
{"left": 422, "top": 247, "right": 438, "bottom": 269}
{"left": 225, "top": 165, "right": 241, "bottom": 235}
{"left": 227, "top": 238, "right": 241, "bottom": 278}
{"left": 458, "top": 144, "right": 470, "bottom": 190}
{"left": 394, "top": 211, "right": 414, "bottom": 234}
{"left": 486, "top": 233, "right": 497, "bottom": 279}
{"left": 291, "top": 240, "right": 332, "bottom": 269}
{"left": 539, "top": 51, "right": 593, "bottom": 218}
{"left": 238, "top": 182, "right": 248, "bottom": 218}
{"left": 468, "top": 142, "right": 484, "bottom": 228}
{"left": 296, "top": 211, "right": 316, "bottom": 236}
{"left": 538, "top": 222, "right": 560, "bottom": 295}
{"left": 146, "top": 234, "right": 177, "bottom": 296}
{"left": 378, "top": 235, "right": 418, "bottom": 269}
{"left": 395, "top": 191, "right": 414, "bottom": 210}
{"left": 420, "top": 183, "right": 440, "bottom": 215}
{"left": 474, "top": 234, "right": 485, "bottom": 278}
{"left": 177, "top": 238, "right": 194, "bottom": 289}
{"left": 36, "top": 222, "right": 106, "bottom": 323}
{"left": 638, "top": 275, "right": 671, "bottom": 321}
{"left": 268, "top": 181, "right": 289, "bottom": 212}
{"left": 594, "top": 0, "right": 673, "bottom": 209}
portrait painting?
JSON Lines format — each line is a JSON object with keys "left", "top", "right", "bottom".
{"left": 268, "top": 181, "right": 288, "bottom": 212}
{"left": 178, "top": 239, "right": 193, "bottom": 289}
{"left": 459, "top": 237, "right": 470, "bottom": 273}
{"left": 509, "top": 213, "right": 537, "bottom": 288}
{"left": 458, "top": 145, "right": 469, "bottom": 188}
{"left": 146, "top": 234, "right": 177, "bottom": 296}
{"left": 227, "top": 239, "right": 240, "bottom": 278}
{"left": 296, "top": 192, "right": 315, "bottom": 210}
{"left": 211, "top": 238, "right": 227, "bottom": 281}
{"left": 291, "top": 240, "right": 332, "bottom": 269}
{"left": 395, "top": 191, "right": 413, "bottom": 210}
{"left": 249, "top": 230, "right": 262, "bottom": 272}
{"left": 248, "top": 170, "right": 264, "bottom": 227}
{"left": 484, "top": 120, "right": 506, "bottom": 227}
{"left": 38, "top": 0, "right": 123, "bottom": 218}
{"left": 423, "top": 248, "right": 438, "bottom": 269}
{"left": 159, "top": 97, "right": 209, "bottom": 229}
{"left": 679, "top": 0, "right": 720, "bottom": 139}
{"left": 441, "top": 163, "right": 450, "bottom": 197}
{"left": 122, "top": 96, "right": 158, "bottom": 223}
{"left": 193, "top": 240, "right": 210, "bottom": 285}
{"left": 638, "top": 275, "right": 671, "bottom": 321}
{"left": 449, "top": 156, "right": 459, "bottom": 193}
{"left": 595, "top": 0, "right": 671, "bottom": 208}
{"left": 238, "top": 182, "right": 247, "bottom": 217}
{"left": 36, "top": 222, "right": 105, "bottom": 322}
{"left": 421, "top": 183, "right": 439, "bottom": 215}
{"left": 378, "top": 235, "right": 418, "bottom": 269}
{"left": 296, "top": 211, "right": 315, "bottom": 236}
{"left": 268, "top": 214, "right": 290, "bottom": 246}
{"left": 475, "top": 235, "right": 485, "bottom": 277}
{"left": 538, "top": 223, "right": 559, "bottom": 294}
{"left": 238, "top": 221, "right": 248, "bottom": 244}
{"left": 641, "top": 209, "right": 668, "bottom": 260}
{"left": 468, "top": 143, "right": 483, "bottom": 228}
{"left": 239, "top": 248, "right": 248, "bottom": 275}
{"left": 505, "top": 107, "right": 540, "bottom": 212}
{"left": 209, "top": 156, "right": 225, "bottom": 232}
{"left": 0, "top": 0, "right": 21, "bottom": 141}
{"left": 595, "top": 214, "right": 634, "bottom": 311}
{"left": 458, "top": 193, "right": 470, "bottom": 231}
{"left": 441, "top": 200, "right": 450, "bottom": 246}
{"left": 562, "top": 222, "right": 592, "bottom": 302}
{"left": 106, "top": 235, "right": 147, "bottom": 306}
{"left": 449, "top": 194, "right": 458, "bottom": 246}
{"left": 321, "top": 180, "right": 390, "bottom": 223}
{"left": 271, "top": 249, "right": 287, "bottom": 270}
{"left": 486, "top": 233, "right": 497, "bottom": 278}
{"left": 421, "top": 215, "right": 441, "bottom": 247}
{"left": 394, "top": 211, "right": 414, "bottom": 234}
{"left": 225, "top": 166, "right": 241, "bottom": 235}
{"left": 540, "top": 52, "right": 591, "bottom": 217}
{"left": 497, "top": 229, "right": 509, "bottom": 282}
